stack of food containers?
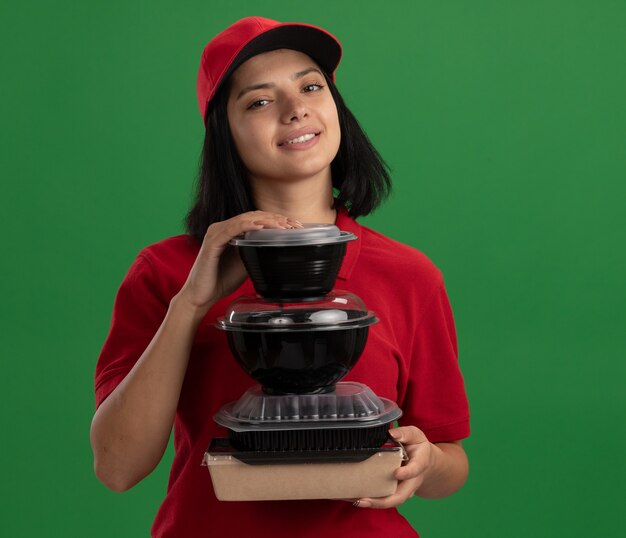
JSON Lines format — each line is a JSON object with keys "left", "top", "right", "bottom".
{"left": 203, "top": 225, "right": 407, "bottom": 501}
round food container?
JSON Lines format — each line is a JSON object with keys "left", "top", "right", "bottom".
{"left": 216, "top": 292, "right": 378, "bottom": 394}
{"left": 230, "top": 224, "right": 357, "bottom": 299}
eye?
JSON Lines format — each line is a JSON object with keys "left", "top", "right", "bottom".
{"left": 247, "top": 98, "right": 271, "bottom": 110}
{"left": 303, "top": 83, "right": 324, "bottom": 93}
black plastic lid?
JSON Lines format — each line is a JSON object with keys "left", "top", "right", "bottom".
{"left": 216, "top": 292, "right": 378, "bottom": 333}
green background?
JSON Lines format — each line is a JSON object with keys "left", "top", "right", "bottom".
{"left": 2, "top": 0, "right": 625, "bottom": 536}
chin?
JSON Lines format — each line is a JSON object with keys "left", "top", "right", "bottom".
{"left": 285, "top": 154, "right": 336, "bottom": 178}
{"left": 281, "top": 165, "right": 333, "bottom": 182}
{"left": 252, "top": 160, "right": 334, "bottom": 183}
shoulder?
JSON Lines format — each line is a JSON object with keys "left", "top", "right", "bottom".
{"left": 356, "top": 223, "right": 443, "bottom": 289}
{"left": 124, "top": 235, "right": 200, "bottom": 299}
{"left": 137, "top": 234, "right": 200, "bottom": 268}
{"left": 344, "top": 221, "right": 451, "bottom": 354}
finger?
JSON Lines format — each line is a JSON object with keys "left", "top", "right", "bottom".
{"left": 201, "top": 221, "right": 262, "bottom": 258}
{"left": 249, "top": 218, "right": 291, "bottom": 229}
{"left": 246, "top": 211, "right": 291, "bottom": 221}
{"left": 336, "top": 498, "right": 361, "bottom": 506}
{"left": 393, "top": 440, "right": 429, "bottom": 478}
{"left": 394, "top": 454, "right": 425, "bottom": 481}
{"left": 202, "top": 212, "right": 303, "bottom": 256}
{"left": 244, "top": 212, "right": 291, "bottom": 226}
{"left": 206, "top": 215, "right": 261, "bottom": 235}
{"left": 389, "top": 426, "right": 427, "bottom": 445}
{"left": 212, "top": 220, "right": 261, "bottom": 243}
{"left": 244, "top": 211, "right": 304, "bottom": 227}
{"left": 356, "top": 478, "right": 420, "bottom": 509}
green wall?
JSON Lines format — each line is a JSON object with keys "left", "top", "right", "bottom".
{"left": 2, "top": 1, "right": 625, "bottom": 536}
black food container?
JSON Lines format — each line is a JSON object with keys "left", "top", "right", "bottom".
{"left": 230, "top": 224, "right": 356, "bottom": 299}
{"left": 216, "top": 293, "right": 378, "bottom": 394}
{"left": 214, "top": 382, "right": 403, "bottom": 452}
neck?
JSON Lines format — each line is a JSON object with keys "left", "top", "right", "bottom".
{"left": 250, "top": 173, "right": 337, "bottom": 224}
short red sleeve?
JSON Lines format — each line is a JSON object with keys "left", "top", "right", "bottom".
{"left": 399, "top": 284, "right": 470, "bottom": 443}
{"left": 94, "top": 254, "right": 168, "bottom": 408}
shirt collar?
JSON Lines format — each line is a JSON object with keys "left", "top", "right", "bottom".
{"left": 335, "top": 206, "right": 361, "bottom": 280}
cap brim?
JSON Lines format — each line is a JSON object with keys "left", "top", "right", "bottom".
{"left": 218, "top": 24, "right": 342, "bottom": 100}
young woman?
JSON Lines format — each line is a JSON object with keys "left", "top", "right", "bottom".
{"left": 91, "top": 16, "right": 470, "bottom": 538}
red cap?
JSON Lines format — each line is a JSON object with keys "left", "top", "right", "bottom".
{"left": 196, "top": 16, "right": 342, "bottom": 125}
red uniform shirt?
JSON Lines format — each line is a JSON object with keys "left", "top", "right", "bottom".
{"left": 95, "top": 209, "right": 470, "bottom": 537}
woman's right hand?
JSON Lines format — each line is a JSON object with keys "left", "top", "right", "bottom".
{"left": 177, "top": 211, "right": 302, "bottom": 312}
{"left": 92, "top": 210, "right": 302, "bottom": 492}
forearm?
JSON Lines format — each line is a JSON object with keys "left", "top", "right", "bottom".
{"left": 90, "top": 293, "right": 208, "bottom": 492}
{"left": 414, "top": 441, "right": 469, "bottom": 499}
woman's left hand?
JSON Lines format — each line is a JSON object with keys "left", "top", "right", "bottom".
{"left": 355, "top": 426, "right": 437, "bottom": 509}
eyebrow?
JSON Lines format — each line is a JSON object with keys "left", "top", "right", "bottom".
{"left": 235, "top": 67, "right": 323, "bottom": 101}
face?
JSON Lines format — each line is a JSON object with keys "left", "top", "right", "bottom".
{"left": 226, "top": 49, "right": 341, "bottom": 185}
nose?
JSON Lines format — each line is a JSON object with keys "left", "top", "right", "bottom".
{"left": 280, "top": 95, "right": 308, "bottom": 123}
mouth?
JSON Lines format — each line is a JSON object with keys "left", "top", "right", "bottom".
{"left": 278, "top": 132, "right": 320, "bottom": 146}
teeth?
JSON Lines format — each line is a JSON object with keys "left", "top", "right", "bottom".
{"left": 284, "top": 133, "right": 316, "bottom": 145}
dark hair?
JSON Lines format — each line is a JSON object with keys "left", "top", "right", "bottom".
{"left": 185, "top": 73, "right": 391, "bottom": 242}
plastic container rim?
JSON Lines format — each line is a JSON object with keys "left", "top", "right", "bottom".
{"left": 216, "top": 314, "right": 378, "bottom": 333}
{"left": 214, "top": 398, "right": 402, "bottom": 432}
{"left": 230, "top": 230, "right": 357, "bottom": 247}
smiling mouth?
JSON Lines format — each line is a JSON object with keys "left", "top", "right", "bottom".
{"left": 278, "top": 133, "right": 320, "bottom": 146}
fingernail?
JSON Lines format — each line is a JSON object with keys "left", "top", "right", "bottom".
{"left": 358, "top": 500, "right": 372, "bottom": 508}
{"left": 389, "top": 430, "right": 402, "bottom": 440}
